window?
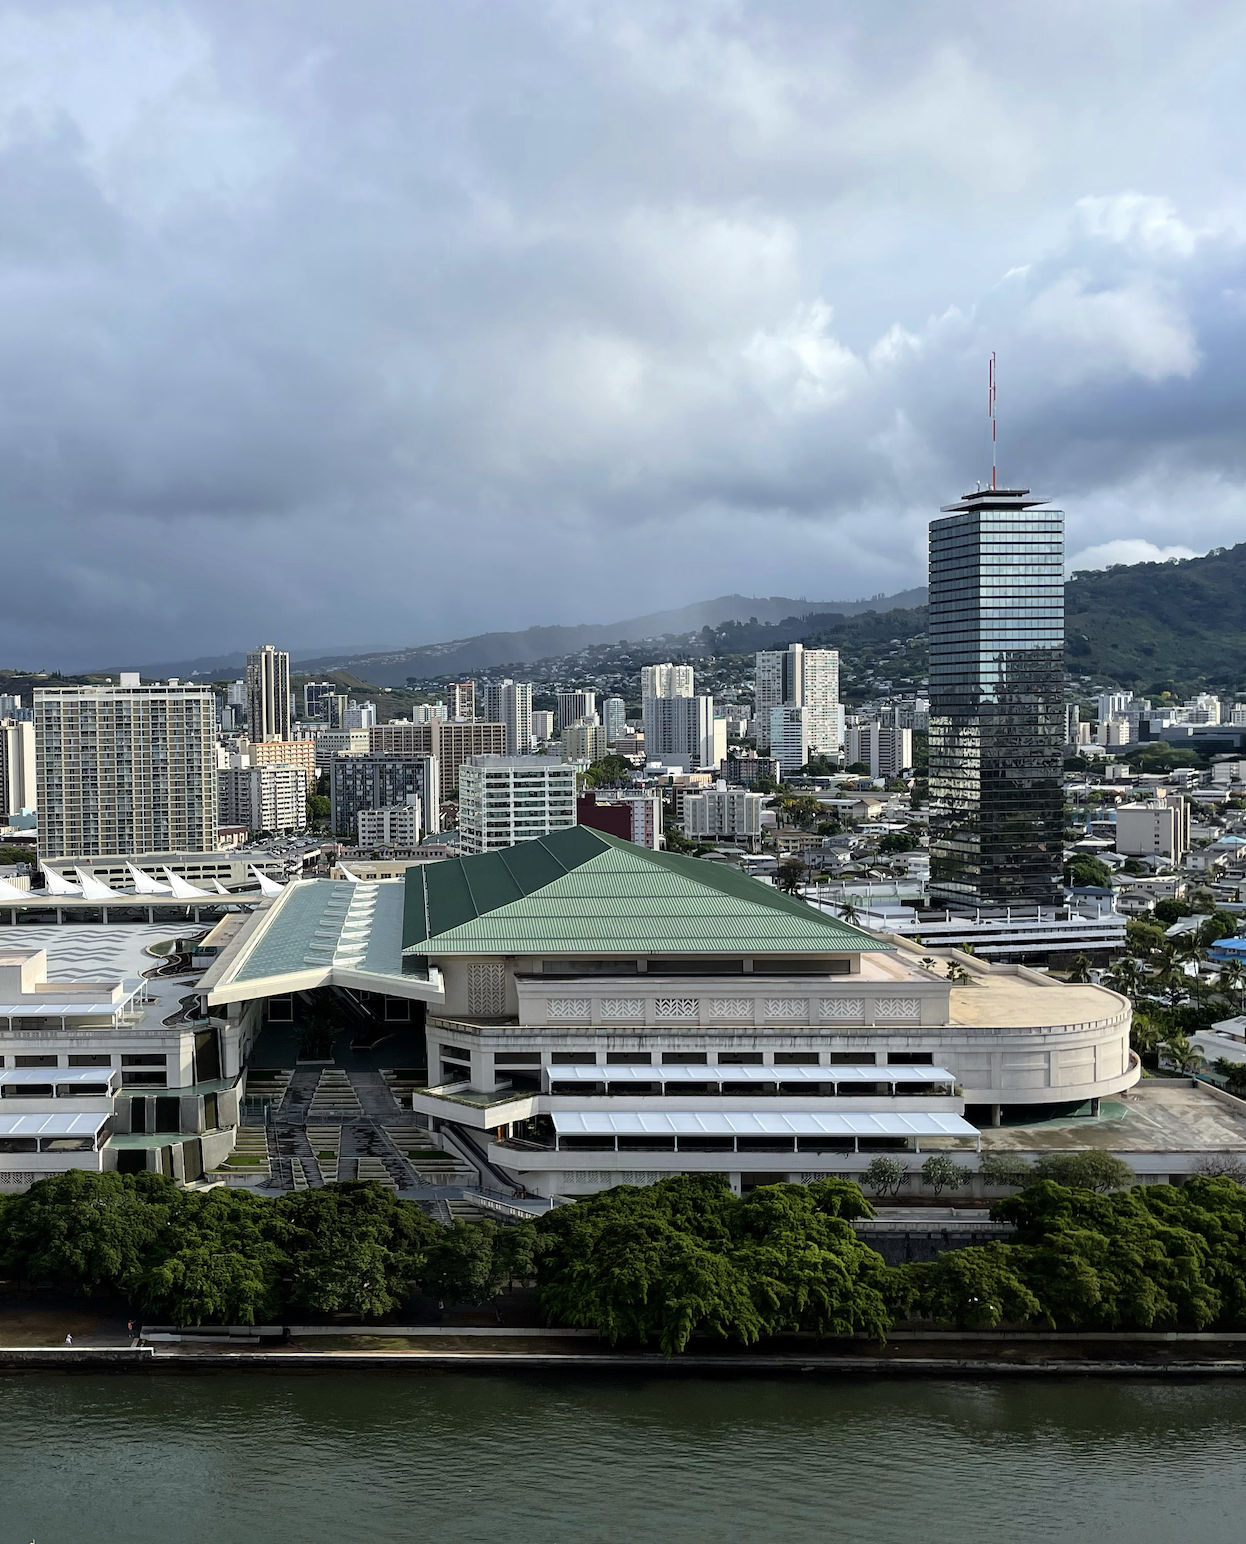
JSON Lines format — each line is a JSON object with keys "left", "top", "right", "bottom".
{"left": 717, "top": 1052, "right": 763, "bottom": 1065}
{"left": 606, "top": 1052, "right": 651, "bottom": 1064}
{"left": 3, "top": 1083, "right": 51, "bottom": 1098}
{"left": 887, "top": 1052, "right": 934, "bottom": 1065}
{"left": 69, "top": 1054, "right": 111, "bottom": 1068}
{"left": 493, "top": 1052, "right": 541, "bottom": 1066}
{"left": 440, "top": 1044, "right": 471, "bottom": 1061}
{"left": 828, "top": 1052, "right": 877, "bottom": 1065}
{"left": 662, "top": 1052, "right": 707, "bottom": 1065}
{"left": 774, "top": 1053, "right": 819, "bottom": 1065}
{"left": 123, "top": 1054, "right": 167, "bottom": 1067}
{"left": 122, "top": 1071, "right": 167, "bottom": 1088}
{"left": 551, "top": 1052, "right": 594, "bottom": 1065}
{"left": 15, "top": 1055, "right": 57, "bottom": 1068}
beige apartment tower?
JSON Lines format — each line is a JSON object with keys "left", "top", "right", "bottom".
{"left": 245, "top": 644, "right": 291, "bottom": 742}
{"left": 34, "top": 680, "right": 218, "bottom": 859}
{"left": 0, "top": 718, "right": 35, "bottom": 820}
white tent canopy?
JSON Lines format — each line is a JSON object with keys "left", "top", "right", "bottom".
{"left": 162, "top": 867, "right": 210, "bottom": 900}
{"left": 250, "top": 866, "right": 285, "bottom": 897}
{"left": 39, "top": 867, "right": 82, "bottom": 896}
{"left": 127, "top": 862, "right": 172, "bottom": 896}
{"left": 0, "top": 875, "right": 29, "bottom": 902}
{"left": 74, "top": 868, "right": 123, "bottom": 901}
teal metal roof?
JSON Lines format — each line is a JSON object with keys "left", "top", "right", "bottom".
{"left": 402, "top": 829, "right": 887, "bottom": 958}
{"left": 235, "top": 880, "right": 409, "bottom": 982}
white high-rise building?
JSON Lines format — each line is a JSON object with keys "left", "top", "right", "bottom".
{"left": 482, "top": 680, "right": 534, "bottom": 754}
{"left": 640, "top": 663, "right": 694, "bottom": 699}
{"left": 218, "top": 763, "right": 307, "bottom": 834}
{"left": 769, "top": 706, "right": 810, "bottom": 774}
{"left": 642, "top": 695, "right": 722, "bottom": 770}
{"left": 846, "top": 722, "right": 913, "bottom": 780}
{"left": 754, "top": 645, "right": 838, "bottom": 754}
{"left": 245, "top": 645, "right": 290, "bottom": 742}
{"left": 458, "top": 756, "right": 577, "bottom": 854}
{"left": 34, "top": 679, "right": 218, "bottom": 858}
{"left": 556, "top": 690, "right": 598, "bottom": 731}
{"left": 0, "top": 719, "right": 35, "bottom": 820}
{"left": 342, "top": 702, "right": 377, "bottom": 730}
{"left": 357, "top": 798, "right": 421, "bottom": 848}
{"left": 604, "top": 697, "right": 627, "bottom": 744}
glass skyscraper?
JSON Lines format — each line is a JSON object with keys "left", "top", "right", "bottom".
{"left": 927, "top": 488, "right": 1065, "bottom": 908}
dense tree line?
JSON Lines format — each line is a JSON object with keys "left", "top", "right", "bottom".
{"left": 8, "top": 1169, "right": 1246, "bottom": 1346}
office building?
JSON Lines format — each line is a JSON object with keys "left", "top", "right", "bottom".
{"left": 1115, "top": 801, "right": 1189, "bottom": 865}
{"left": 845, "top": 722, "right": 913, "bottom": 781}
{"left": 219, "top": 763, "right": 307, "bottom": 835}
{"left": 458, "top": 756, "right": 577, "bottom": 854}
{"left": 482, "top": 679, "right": 533, "bottom": 754}
{"left": 556, "top": 690, "right": 598, "bottom": 731}
{"left": 357, "top": 798, "right": 421, "bottom": 849}
{"left": 448, "top": 681, "right": 476, "bottom": 721}
{"left": 0, "top": 718, "right": 35, "bottom": 820}
{"left": 34, "top": 679, "right": 218, "bottom": 860}
{"left": 325, "top": 693, "right": 350, "bottom": 729}
{"left": 330, "top": 754, "right": 439, "bottom": 841}
{"left": 532, "top": 711, "right": 555, "bottom": 742}
{"left": 682, "top": 787, "right": 765, "bottom": 841}
{"left": 226, "top": 680, "right": 246, "bottom": 709}
{"left": 769, "top": 705, "right": 809, "bottom": 775}
{"left": 754, "top": 645, "right": 839, "bottom": 754}
{"left": 928, "top": 487, "right": 1065, "bottom": 908}
{"left": 641, "top": 663, "right": 694, "bottom": 699}
{"left": 642, "top": 695, "right": 722, "bottom": 770}
{"left": 313, "top": 728, "right": 370, "bottom": 769}
{"left": 369, "top": 720, "right": 506, "bottom": 801}
{"left": 342, "top": 702, "right": 377, "bottom": 731}
{"left": 411, "top": 703, "right": 448, "bottom": 723}
{"left": 562, "top": 718, "right": 608, "bottom": 763}
{"left": 245, "top": 645, "right": 290, "bottom": 742}
{"left": 604, "top": 697, "right": 627, "bottom": 745}
{"left": 304, "top": 682, "right": 335, "bottom": 719}
{"left": 1064, "top": 704, "right": 1081, "bottom": 746}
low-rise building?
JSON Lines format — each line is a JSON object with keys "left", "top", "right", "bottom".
{"left": 683, "top": 788, "right": 765, "bottom": 842}
{"left": 1115, "top": 801, "right": 1190, "bottom": 864}
{"left": 357, "top": 799, "right": 421, "bottom": 849}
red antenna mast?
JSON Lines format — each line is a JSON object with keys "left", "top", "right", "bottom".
{"left": 988, "top": 352, "right": 997, "bottom": 490}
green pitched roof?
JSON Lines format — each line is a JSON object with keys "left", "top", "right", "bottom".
{"left": 402, "top": 828, "right": 888, "bottom": 957}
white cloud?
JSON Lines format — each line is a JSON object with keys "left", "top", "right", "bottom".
{"left": 1068, "top": 539, "right": 1200, "bottom": 573}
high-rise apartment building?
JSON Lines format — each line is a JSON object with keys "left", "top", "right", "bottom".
{"left": 640, "top": 663, "right": 694, "bottom": 699}
{"left": 304, "top": 681, "right": 335, "bottom": 719}
{"left": 34, "top": 679, "right": 218, "bottom": 858}
{"left": 482, "top": 679, "right": 533, "bottom": 754}
{"left": 556, "top": 690, "right": 598, "bottom": 731}
{"left": 458, "top": 756, "right": 577, "bottom": 854}
{"left": 448, "top": 681, "right": 476, "bottom": 721}
{"left": 0, "top": 719, "right": 35, "bottom": 819}
{"left": 845, "top": 721, "right": 913, "bottom": 781}
{"left": 218, "top": 763, "right": 307, "bottom": 835}
{"left": 357, "top": 799, "right": 422, "bottom": 849}
{"left": 330, "top": 754, "right": 439, "bottom": 841}
{"left": 245, "top": 645, "right": 290, "bottom": 742}
{"left": 643, "top": 695, "right": 722, "bottom": 769}
{"left": 928, "top": 487, "right": 1065, "bottom": 908}
{"left": 604, "top": 697, "right": 627, "bottom": 744}
{"left": 753, "top": 645, "right": 839, "bottom": 755}
{"left": 561, "top": 718, "right": 608, "bottom": 762}
{"left": 768, "top": 706, "right": 809, "bottom": 774}
{"left": 531, "top": 711, "right": 555, "bottom": 742}
{"left": 342, "top": 702, "right": 377, "bottom": 731}
{"left": 682, "top": 788, "right": 765, "bottom": 841}
{"left": 368, "top": 720, "right": 506, "bottom": 801}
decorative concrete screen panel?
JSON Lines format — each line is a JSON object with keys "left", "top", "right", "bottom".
{"left": 765, "top": 999, "right": 809, "bottom": 1021}
{"left": 467, "top": 962, "right": 508, "bottom": 1017}
{"left": 820, "top": 998, "right": 867, "bottom": 1020}
{"left": 599, "top": 998, "right": 645, "bottom": 1019}
{"left": 874, "top": 998, "right": 921, "bottom": 1021}
{"left": 708, "top": 999, "right": 753, "bottom": 1020}
{"left": 654, "top": 999, "right": 698, "bottom": 1020}
{"left": 547, "top": 998, "right": 591, "bottom": 1020}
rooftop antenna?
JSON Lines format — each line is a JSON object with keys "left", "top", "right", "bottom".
{"left": 988, "top": 351, "right": 997, "bottom": 490}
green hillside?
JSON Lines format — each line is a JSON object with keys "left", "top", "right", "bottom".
{"left": 1064, "top": 543, "right": 1246, "bottom": 696}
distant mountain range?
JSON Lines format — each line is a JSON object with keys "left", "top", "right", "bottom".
{"left": 108, "top": 590, "right": 929, "bottom": 684}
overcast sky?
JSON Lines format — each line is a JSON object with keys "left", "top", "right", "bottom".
{"left": 0, "top": 0, "right": 1242, "bottom": 670}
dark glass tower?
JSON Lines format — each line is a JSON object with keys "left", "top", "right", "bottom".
{"left": 928, "top": 488, "right": 1065, "bottom": 909}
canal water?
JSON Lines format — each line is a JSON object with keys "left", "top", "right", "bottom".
{"left": 1, "top": 1373, "right": 1241, "bottom": 1543}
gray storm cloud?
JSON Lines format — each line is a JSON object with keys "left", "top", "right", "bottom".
{"left": 0, "top": 0, "right": 1242, "bottom": 668}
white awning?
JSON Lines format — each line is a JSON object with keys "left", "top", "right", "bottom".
{"left": 0, "top": 1067, "right": 117, "bottom": 1085}
{"left": 551, "top": 1111, "right": 977, "bottom": 1137}
{"left": 547, "top": 1064, "right": 955, "bottom": 1084}
{"left": 0, "top": 1111, "right": 108, "bottom": 1137}
{"left": 0, "top": 1004, "right": 127, "bottom": 1018}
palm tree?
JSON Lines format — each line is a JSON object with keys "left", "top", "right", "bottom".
{"left": 1104, "top": 956, "right": 1141, "bottom": 1002}
{"left": 836, "top": 898, "right": 862, "bottom": 926}
{"left": 1219, "top": 959, "right": 1246, "bottom": 1013}
{"left": 1067, "top": 953, "right": 1092, "bottom": 984}
{"left": 1174, "top": 931, "right": 1207, "bottom": 1007}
